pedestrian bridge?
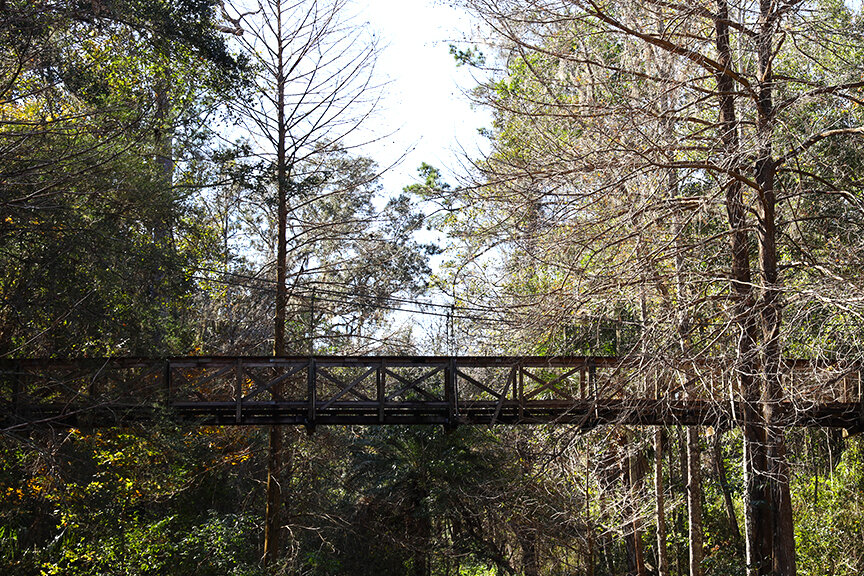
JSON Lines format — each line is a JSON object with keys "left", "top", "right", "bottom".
{"left": 1, "top": 356, "right": 861, "bottom": 430}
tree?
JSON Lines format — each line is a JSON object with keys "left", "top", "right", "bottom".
{"left": 221, "top": 0, "right": 421, "bottom": 563}
{"left": 0, "top": 0, "right": 242, "bottom": 357}
{"left": 451, "top": 0, "right": 864, "bottom": 573}
{"left": 225, "top": 0, "right": 378, "bottom": 351}
{"left": 196, "top": 147, "right": 435, "bottom": 355}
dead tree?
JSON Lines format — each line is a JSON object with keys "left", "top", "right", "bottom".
{"left": 225, "top": 0, "right": 378, "bottom": 564}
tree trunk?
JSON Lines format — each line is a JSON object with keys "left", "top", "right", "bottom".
{"left": 264, "top": 2, "right": 289, "bottom": 566}
{"left": 687, "top": 427, "right": 703, "bottom": 576}
{"left": 675, "top": 427, "right": 688, "bottom": 576}
{"left": 754, "top": 0, "right": 796, "bottom": 572}
{"left": 412, "top": 490, "right": 432, "bottom": 576}
{"left": 586, "top": 447, "right": 595, "bottom": 576}
{"left": 713, "top": 2, "right": 775, "bottom": 573}
{"left": 655, "top": 428, "right": 670, "bottom": 576}
{"left": 624, "top": 434, "right": 647, "bottom": 576}
{"left": 515, "top": 433, "right": 540, "bottom": 576}
{"left": 743, "top": 415, "right": 773, "bottom": 576}
{"left": 520, "top": 534, "right": 540, "bottom": 576}
{"left": 154, "top": 72, "right": 174, "bottom": 198}
{"left": 151, "top": 59, "right": 174, "bottom": 351}
{"left": 668, "top": 92, "right": 702, "bottom": 576}
{"left": 263, "top": 426, "right": 283, "bottom": 565}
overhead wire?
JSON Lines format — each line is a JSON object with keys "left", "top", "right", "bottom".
{"left": 188, "top": 265, "right": 542, "bottom": 322}
{"left": 189, "top": 272, "right": 505, "bottom": 323}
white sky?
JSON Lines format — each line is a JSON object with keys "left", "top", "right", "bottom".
{"left": 353, "top": 0, "right": 491, "bottom": 193}
{"left": 342, "top": 0, "right": 494, "bottom": 346}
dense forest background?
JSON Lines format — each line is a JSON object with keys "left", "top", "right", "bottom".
{"left": 3, "top": 0, "right": 864, "bottom": 575}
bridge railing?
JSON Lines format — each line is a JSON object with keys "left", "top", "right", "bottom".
{"left": 1, "top": 356, "right": 861, "bottom": 428}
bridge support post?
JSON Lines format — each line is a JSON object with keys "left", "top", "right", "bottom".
{"left": 377, "top": 363, "right": 385, "bottom": 424}
{"left": 307, "top": 359, "right": 317, "bottom": 432}
{"left": 163, "top": 360, "right": 171, "bottom": 405}
{"left": 235, "top": 359, "right": 243, "bottom": 424}
{"left": 518, "top": 364, "right": 525, "bottom": 421}
{"left": 445, "top": 358, "right": 457, "bottom": 427}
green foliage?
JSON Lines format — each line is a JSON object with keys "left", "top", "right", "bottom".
{"left": 0, "top": 424, "right": 265, "bottom": 576}
{"left": 0, "top": 0, "right": 243, "bottom": 356}
{"left": 449, "top": 44, "right": 486, "bottom": 68}
{"left": 793, "top": 436, "right": 864, "bottom": 576}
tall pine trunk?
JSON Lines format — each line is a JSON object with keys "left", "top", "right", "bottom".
{"left": 151, "top": 58, "right": 174, "bottom": 351}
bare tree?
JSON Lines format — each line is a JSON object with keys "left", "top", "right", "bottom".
{"left": 224, "top": 0, "right": 379, "bottom": 564}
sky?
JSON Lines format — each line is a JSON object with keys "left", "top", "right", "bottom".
{"left": 354, "top": 0, "right": 491, "bottom": 194}
{"left": 340, "top": 0, "right": 494, "bottom": 344}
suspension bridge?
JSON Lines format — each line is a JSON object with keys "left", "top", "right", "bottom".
{"left": 1, "top": 355, "right": 861, "bottom": 431}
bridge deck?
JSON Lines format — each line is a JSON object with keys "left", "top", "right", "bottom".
{"left": 2, "top": 356, "right": 862, "bottom": 429}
